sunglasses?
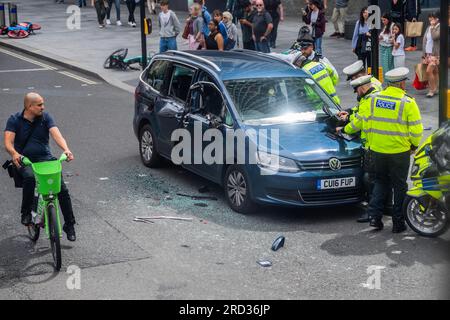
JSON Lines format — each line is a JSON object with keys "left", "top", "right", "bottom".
{"left": 256, "top": 4, "right": 263, "bottom": 7}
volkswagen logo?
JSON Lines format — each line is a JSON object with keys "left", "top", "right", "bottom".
{"left": 329, "top": 158, "right": 341, "bottom": 171}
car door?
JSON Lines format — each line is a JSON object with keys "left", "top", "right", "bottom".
{"left": 138, "top": 59, "right": 171, "bottom": 155}
{"left": 157, "top": 63, "right": 196, "bottom": 157}
{"left": 182, "top": 80, "right": 233, "bottom": 183}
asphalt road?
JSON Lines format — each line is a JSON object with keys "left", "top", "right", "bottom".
{"left": 0, "top": 48, "right": 449, "bottom": 300}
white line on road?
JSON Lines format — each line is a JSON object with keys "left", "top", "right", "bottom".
{"left": 0, "top": 48, "right": 57, "bottom": 70}
{"left": 0, "top": 47, "right": 98, "bottom": 85}
{"left": 58, "top": 71, "right": 97, "bottom": 85}
{"left": 0, "top": 68, "right": 49, "bottom": 73}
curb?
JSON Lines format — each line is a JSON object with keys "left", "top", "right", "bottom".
{"left": 0, "top": 40, "right": 136, "bottom": 94}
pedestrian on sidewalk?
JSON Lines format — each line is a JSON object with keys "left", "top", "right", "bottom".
{"left": 423, "top": 11, "right": 440, "bottom": 98}
{"left": 379, "top": 13, "right": 395, "bottom": 77}
{"left": 223, "top": 11, "right": 238, "bottom": 50}
{"left": 392, "top": 23, "right": 406, "bottom": 68}
{"left": 330, "top": 0, "right": 348, "bottom": 39}
{"left": 94, "top": 0, "right": 108, "bottom": 28}
{"left": 187, "top": 3, "right": 204, "bottom": 50}
{"left": 194, "top": 0, "right": 212, "bottom": 47}
{"left": 158, "top": 0, "right": 180, "bottom": 53}
{"left": 264, "top": 0, "right": 283, "bottom": 49}
{"left": 205, "top": 20, "right": 224, "bottom": 51}
{"left": 147, "top": 0, "right": 157, "bottom": 15}
{"left": 106, "top": 0, "right": 122, "bottom": 26}
{"left": 252, "top": 0, "right": 273, "bottom": 53}
{"left": 405, "top": 0, "right": 421, "bottom": 51}
{"left": 352, "top": 7, "right": 371, "bottom": 70}
{"left": 302, "top": 0, "right": 326, "bottom": 56}
{"left": 126, "top": 0, "right": 138, "bottom": 27}
{"left": 390, "top": 0, "right": 403, "bottom": 24}
{"left": 239, "top": 1, "right": 256, "bottom": 50}
{"left": 213, "top": 10, "right": 229, "bottom": 47}
{"left": 78, "top": 0, "right": 87, "bottom": 7}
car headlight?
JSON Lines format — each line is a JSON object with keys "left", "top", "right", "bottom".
{"left": 256, "top": 151, "right": 300, "bottom": 173}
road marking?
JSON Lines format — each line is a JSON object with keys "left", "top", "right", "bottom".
{"left": 0, "top": 47, "right": 57, "bottom": 70}
{"left": 58, "top": 71, "right": 97, "bottom": 85}
{"left": 0, "top": 68, "right": 49, "bottom": 73}
{"left": 0, "top": 47, "right": 98, "bottom": 85}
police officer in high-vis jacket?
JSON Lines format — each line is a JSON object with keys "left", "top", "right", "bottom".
{"left": 337, "top": 74, "right": 380, "bottom": 222}
{"left": 340, "top": 67, "right": 423, "bottom": 233}
{"left": 294, "top": 42, "right": 341, "bottom": 106}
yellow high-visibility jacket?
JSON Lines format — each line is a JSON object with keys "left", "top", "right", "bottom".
{"left": 302, "top": 60, "right": 340, "bottom": 105}
{"left": 345, "top": 86, "right": 423, "bottom": 154}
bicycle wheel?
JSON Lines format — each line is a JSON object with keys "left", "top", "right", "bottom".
{"left": 27, "top": 222, "right": 40, "bottom": 242}
{"left": 47, "top": 203, "right": 62, "bottom": 271}
{"left": 8, "top": 30, "right": 29, "bottom": 39}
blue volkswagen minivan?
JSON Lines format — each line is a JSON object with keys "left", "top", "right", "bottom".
{"left": 133, "top": 50, "right": 363, "bottom": 213}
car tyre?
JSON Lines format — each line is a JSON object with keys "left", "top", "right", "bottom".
{"left": 139, "top": 124, "right": 162, "bottom": 168}
{"left": 224, "top": 165, "right": 257, "bottom": 214}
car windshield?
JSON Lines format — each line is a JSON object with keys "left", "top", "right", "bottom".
{"left": 224, "top": 77, "right": 339, "bottom": 125}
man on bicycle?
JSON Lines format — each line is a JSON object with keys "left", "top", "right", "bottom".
{"left": 3, "top": 92, "right": 77, "bottom": 241}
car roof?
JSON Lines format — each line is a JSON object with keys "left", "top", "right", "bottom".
{"left": 155, "top": 50, "right": 309, "bottom": 81}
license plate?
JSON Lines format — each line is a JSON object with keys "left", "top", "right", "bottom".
{"left": 317, "top": 177, "right": 356, "bottom": 190}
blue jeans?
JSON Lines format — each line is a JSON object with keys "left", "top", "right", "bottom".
{"left": 159, "top": 36, "right": 177, "bottom": 53}
{"left": 106, "top": 0, "right": 121, "bottom": 20}
{"left": 78, "top": 0, "right": 87, "bottom": 6}
{"left": 255, "top": 40, "right": 270, "bottom": 53}
{"left": 314, "top": 37, "right": 322, "bottom": 56}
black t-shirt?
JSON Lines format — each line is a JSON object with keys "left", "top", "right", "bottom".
{"left": 252, "top": 10, "right": 273, "bottom": 40}
{"left": 264, "top": 0, "right": 281, "bottom": 18}
{"left": 5, "top": 112, "right": 56, "bottom": 162}
{"left": 241, "top": 9, "right": 256, "bottom": 42}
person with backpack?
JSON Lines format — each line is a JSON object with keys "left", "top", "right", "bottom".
{"left": 4, "top": 92, "right": 77, "bottom": 241}
{"left": 302, "top": 0, "right": 326, "bottom": 56}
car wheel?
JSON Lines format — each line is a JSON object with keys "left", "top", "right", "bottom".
{"left": 139, "top": 124, "right": 162, "bottom": 167}
{"left": 224, "top": 165, "right": 257, "bottom": 214}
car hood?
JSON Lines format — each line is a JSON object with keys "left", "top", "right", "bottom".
{"left": 243, "top": 121, "right": 362, "bottom": 161}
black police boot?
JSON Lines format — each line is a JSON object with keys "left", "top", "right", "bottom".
{"left": 21, "top": 212, "right": 32, "bottom": 226}
{"left": 392, "top": 220, "right": 407, "bottom": 234}
{"left": 369, "top": 218, "right": 384, "bottom": 231}
{"left": 63, "top": 223, "right": 76, "bottom": 242}
{"left": 357, "top": 211, "right": 370, "bottom": 223}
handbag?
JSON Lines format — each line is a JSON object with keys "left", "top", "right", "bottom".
{"left": 405, "top": 21, "right": 423, "bottom": 38}
{"left": 413, "top": 73, "right": 428, "bottom": 90}
{"left": 2, "top": 118, "right": 40, "bottom": 188}
{"left": 415, "top": 63, "right": 428, "bottom": 82}
{"left": 182, "top": 19, "right": 190, "bottom": 40}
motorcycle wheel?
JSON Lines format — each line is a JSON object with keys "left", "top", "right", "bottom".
{"left": 403, "top": 195, "right": 449, "bottom": 237}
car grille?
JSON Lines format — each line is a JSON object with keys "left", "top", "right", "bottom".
{"left": 297, "top": 157, "right": 362, "bottom": 171}
{"left": 299, "top": 188, "right": 362, "bottom": 204}
{"left": 266, "top": 188, "right": 301, "bottom": 202}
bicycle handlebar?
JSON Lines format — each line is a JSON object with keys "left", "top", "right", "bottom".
{"left": 21, "top": 153, "right": 68, "bottom": 166}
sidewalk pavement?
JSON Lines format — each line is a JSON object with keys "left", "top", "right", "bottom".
{"left": 0, "top": 0, "right": 439, "bottom": 131}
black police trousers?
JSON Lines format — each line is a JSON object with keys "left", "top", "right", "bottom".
{"left": 18, "top": 166, "right": 76, "bottom": 226}
{"left": 366, "top": 151, "right": 410, "bottom": 222}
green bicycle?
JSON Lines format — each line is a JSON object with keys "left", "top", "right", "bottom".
{"left": 22, "top": 154, "right": 67, "bottom": 271}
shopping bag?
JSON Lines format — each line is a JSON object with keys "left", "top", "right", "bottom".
{"left": 412, "top": 73, "right": 428, "bottom": 90}
{"left": 415, "top": 63, "right": 428, "bottom": 82}
{"left": 405, "top": 21, "right": 423, "bottom": 38}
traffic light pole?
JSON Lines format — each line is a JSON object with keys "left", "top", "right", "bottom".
{"left": 439, "top": 0, "right": 448, "bottom": 125}
{"left": 140, "top": 0, "right": 148, "bottom": 70}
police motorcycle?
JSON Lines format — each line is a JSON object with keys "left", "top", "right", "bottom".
{"left": 403, "top": 121, "right": 450, "bottom": 237}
